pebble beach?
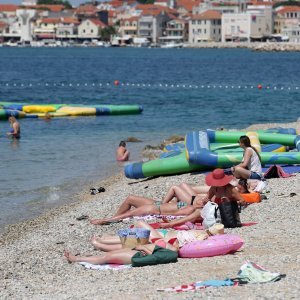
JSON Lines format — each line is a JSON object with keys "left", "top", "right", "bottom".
{"left": 1, "top": 121, "right": 300, "bottom": 299}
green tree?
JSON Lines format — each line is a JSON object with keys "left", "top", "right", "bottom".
{"left": 273, "top": 1, "right": 300, "bottom": 8}
{"left": 100, "top": 26, "right": 116, "bottom": 41}
{"left": 37, "top": 0, "right": 72, "bottom": 9}
{"left": 136, "top": 0, "right": 155, "bottom": 4}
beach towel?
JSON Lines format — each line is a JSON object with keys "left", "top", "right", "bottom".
{"left": 158, "top": 261, "right": 285, "bottom": 292}
{"left": 232, "top": 261, "right": 286, "bottom": 284}
{"left": 264, "top": 165, "right": 296, "bottom": 179}
{"left": 79, "top": 262, "right": 132, "bottom": 271}
{"left": 123, "top": 215, "right": 185, "bottom": 223}
{"left": 147, "top": 222, "right": 257, "bottom": 230}
{"left": 157, "top": 279, "right": 235, "bottom": 292}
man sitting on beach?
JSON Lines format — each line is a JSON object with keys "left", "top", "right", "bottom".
{"left": 116, "top": 141, "right": 130, "bottom": 161}
{"left": 7, "top": 116, "right": 21, "bottom": 139}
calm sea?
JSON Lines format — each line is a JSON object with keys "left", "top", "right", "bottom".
{"left": 0, "top": 47, "right": 299, "bottom": 230}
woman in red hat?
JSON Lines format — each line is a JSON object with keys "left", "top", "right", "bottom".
{"left": 204, "top": 168, "right": 246, "bottom": 206}
{"left": 158, "top": 169, "right": 246, "bottom": 228}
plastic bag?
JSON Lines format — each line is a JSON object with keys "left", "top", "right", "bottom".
{"left": 201, "top": 201, "right": 221, "bottom": 229}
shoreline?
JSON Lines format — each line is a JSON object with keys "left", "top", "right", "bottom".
{"left": 185, "top": 42, "right": 300, "bottom": 52}
{"left": 0, "top": 120, "right": 299, "bottom": 298}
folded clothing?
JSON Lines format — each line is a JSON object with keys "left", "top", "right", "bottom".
{"left": 131, "top": 245, "right": 178, "bottom": 267}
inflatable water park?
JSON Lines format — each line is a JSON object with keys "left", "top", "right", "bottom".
{"left": 125, "top": 128, "right": 300, "bottom": 179}
{"left": 0, "top": 102, "right": 143, "bottom": 119}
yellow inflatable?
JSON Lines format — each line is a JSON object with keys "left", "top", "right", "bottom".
{"left": 56, "top": 106, "right": 96, "bottom": 116}
{"left": 23, "top": 105, "right": 56, "bottom": 113}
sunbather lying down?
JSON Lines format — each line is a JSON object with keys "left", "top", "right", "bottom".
{"left": 91, "top": 221, "right": 225, "bottom": 253}
{"left": 64, "top": 242, "right": 178, "bottom": 267}
{"left": 90, "top": 194, "right": 207, "bottom": 226}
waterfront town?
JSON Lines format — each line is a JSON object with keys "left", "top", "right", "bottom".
{"left": 0, "top": 0, "right": 299, "bottom": 47}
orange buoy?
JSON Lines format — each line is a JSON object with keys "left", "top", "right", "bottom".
{"left": 114, "top": 80, "right": 120, "bottom": 86}
{"left": 257, "top": 84, "right": 262, "bottom": 90}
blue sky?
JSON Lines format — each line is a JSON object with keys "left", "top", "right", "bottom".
{"left": 2, "top": 1, "right": 88, "bottom": 6}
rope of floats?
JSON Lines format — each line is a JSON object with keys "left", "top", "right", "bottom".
{"left": 1, "top": 81, "right": 300, "bottom": 91}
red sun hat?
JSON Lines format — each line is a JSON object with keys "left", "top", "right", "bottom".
{"left": 205, "top": 169, "right": 234, "bottom": 187}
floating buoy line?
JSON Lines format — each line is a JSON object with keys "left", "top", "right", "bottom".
{"left": 0, "top": 81, "right": 300, "bottom": 91}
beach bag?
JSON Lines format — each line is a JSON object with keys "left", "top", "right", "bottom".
{"left": 201, "top": 201, "right": 221, "bottom": 229}
{"left": 131, "top": 246, "right": 178, "bottom": 267}
{"left": 118, "top": 228, "right": 150, "bottom": 249}
{"left": 232, "top": 261, "right": 286, "bottom": 284}
{"left": 264, "top": 165, "right": 294, "bottom": 179}
{"left": 218, "top": 200, "right": 242, "bottom": 228}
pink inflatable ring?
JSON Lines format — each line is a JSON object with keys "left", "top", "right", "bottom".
{"left": 179, "top": 234, "right": 244, "bottom": 258}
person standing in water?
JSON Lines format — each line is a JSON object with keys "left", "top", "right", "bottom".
{"left": 7, "top": 116, "right": 21, "bottom": 139}
{"left": 116, "top": 141, "right": 130, "bottom": 161}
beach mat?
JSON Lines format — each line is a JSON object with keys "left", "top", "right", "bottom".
{"left": 79, "top": 262, "right": 132, "bottom": 270}
{"left": 262, "top": 164, "right": 300, "bottom": 174}
{"left": 123, "top": 215, "right": 185, "bottom": 223}
{"left": 147, "top": 222, "right": 257, "bottom": 230}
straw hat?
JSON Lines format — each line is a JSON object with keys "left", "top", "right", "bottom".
{"left": 207, "top": 223, "right": 225, "bottom": 235}
{"left": 205, "top": 168, "right": 234, "bottom": 187}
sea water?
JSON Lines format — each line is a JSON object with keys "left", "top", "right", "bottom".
{"left": 0, "top": 47, "right": 299, "bottom": 230}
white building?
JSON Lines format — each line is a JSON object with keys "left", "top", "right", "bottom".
{"left": 189, "top": 10, "right": 221, "bottom": 43}
{"left": 138, "top": 11, "right": 170, "bottom": 43}
{"left": 222, "top": 5, "right": 272, "bottom": 42}
{"left": 78, "top": 19, "right": 106, "bottom": 39}
{"left": 275, "top": 6, "right": 300, "bottom": 42}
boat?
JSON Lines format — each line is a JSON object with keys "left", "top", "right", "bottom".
{"left": 160, "top": 42, "right": 183, "bottom": 48}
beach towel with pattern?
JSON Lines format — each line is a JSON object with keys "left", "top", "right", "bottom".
{"left": 79, "top": 262, "right": 132, "bottom": 271}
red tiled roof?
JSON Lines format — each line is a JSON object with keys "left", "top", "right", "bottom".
{"left": 60, "top": 17, "right": 80, "bottom": 24}
{"left": 0, "top": 4, "right": 18, "bottom": 12}
{"left": 23, "top": 5, "right": 65, "bottom": 12}
{"left": 122, "top": 16, "right": 139, "bottom": 22}
{"left": 192, "top": 10, "right": 221, "bottom": 20}
{"left": 108, "top": 10, "right": 115, "bottom": 17}
{"left": 109, "top": 1, "right": 125, "bottom": 7}
{"left": 76, "top": 5, "right": 98, "bottom": 14}
{"left": 176, "top": 0, "right": 202, "bottom": 13}
{"left": 249, "top": 1, "right": 274, "bottom": 6}
{"left": 40, "top": 17, "right": 79, "bottom": 25}
{"left": 89, "top": 19, "right": 107, "bottom": 28}
{"left": 0, "top": 21, "right": 7, "bottom": 27}
{"left": 137, "top": 4, "right": 177, "bottom": 16}
{"left": 41, "top": 18, "right": 60, "bottom": 24}
{"left": 277, "top": 6, "right": 300, "bottom": 14}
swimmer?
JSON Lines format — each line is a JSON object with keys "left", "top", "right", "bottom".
{"left": 7, "top": 116, "right": 20, "bottom": 139}
{"left": 116, "top": 140, "right": 130, "bottom": 161}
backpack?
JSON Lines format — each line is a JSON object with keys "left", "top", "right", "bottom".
{"left": 264, "top": 165, "right": 295, "bottom": 179}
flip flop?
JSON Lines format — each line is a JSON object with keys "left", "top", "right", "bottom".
{"left": 76, "top": 215, "right": 89, "bottom": 221}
